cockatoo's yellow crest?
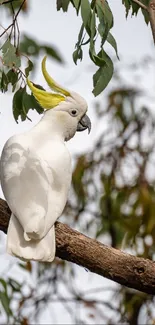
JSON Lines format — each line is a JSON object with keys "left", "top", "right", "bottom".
{"left": 42, "top": 56, "right": 70, "bottom": 97}
{"left": 27, "top": 79, "right": 65, "bottom": 109}
{"left": 27, "top": 56, "right": 71, "bottom": 110}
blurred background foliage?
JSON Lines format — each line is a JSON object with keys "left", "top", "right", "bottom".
{"left": 0, "top": 0, "right": 155, "bottom": 324}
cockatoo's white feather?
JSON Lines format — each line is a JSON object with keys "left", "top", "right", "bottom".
{"left": 0, "top": 57, "right": 91, "bottom": 262}
{"left": 1, "top": 121, "right": 72, "bottom": 262}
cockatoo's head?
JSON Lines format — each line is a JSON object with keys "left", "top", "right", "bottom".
{"left": 27, "top": 56, "right": 91, "bottom": 141}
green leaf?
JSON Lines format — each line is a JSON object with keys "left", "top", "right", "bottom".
{"left": 0, "top": 278, "right": 7, "bottom": 292}
{"left": 71, "top": 0, "right": 81, "bottom": 14}
{"left": 107, "top": 32, "right": 119, "bottom": 59}
{"left": 25, "top": 59, "right": 33, "bottom": 77}
{"left": 0, "top": 291, "right": 12, "bottom": 316}
{"left": 13, "top": 86, "right": 44, "bottom": 122}
{"left": 90, "top": 8, "right": 96, "bottom": 39}
{"left": 96, "top": 1, "right": 113, "bottom": 45}
{"left": 73, "top": 23, "right": 84, "bottom": 64}
{"left": 22, "top": 90, "right": 44, "bottom": 115}
{"left": 1, "top": 40, "right": 21, "bottom": 68}
{"left": 89, "top": 45, "right": 109, "bottom": 67}
{"left": 73, "top": 47, "right": 83, "bottom": 64}
{"left": 41, "top": 45, "right": 64, "bottom": 63}
{"left": 81, "top": 0, "right": 92, "bottom": 35}
{"left": 122, "top": 0, "right": 131, "bottom": 17}
{"left": 12, "top": 87, "right": 25, "bottom": 122}
{"left": 20, "top": 35, "right": 64, "bottom": 63}
{"left": 93, "top": 54, "right": 114, "bottom": 96}
{"left": 20, "top": 35, "right": 40, "bottom": 56}
{"left": 96, "top": 0, "right": 113, "bottom": 28}
{"left": 6, "top": 69, "right": 18, "bottom": 87}
{"left": 57, "top": 0, "right": 70, "bottom": 11}
{"left": 141, "top": 7, "right": 149, "bottom": 24}
{"left": 77, "top": 23, "right": 85, "bottom": 43}
{"left": 8, "top": 278, "right": 22, "bottom": 292}
{"left": 0, "top": 72, "right": 9, "bottom": 93}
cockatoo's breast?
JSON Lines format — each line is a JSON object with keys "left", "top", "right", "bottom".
{"left": 0, "top": 132, "right": 72, "bottom": 233}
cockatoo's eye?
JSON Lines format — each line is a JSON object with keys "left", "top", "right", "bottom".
{"left": 70, "top": 109, "right": 78, "bottom": 117}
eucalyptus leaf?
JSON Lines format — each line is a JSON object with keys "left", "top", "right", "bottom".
{"left": 107, "top": 32, "right": 119, "bottom": 59}
{"left": 57, "top": 0, "right": 70, "bottom": 11}
{"left": 93, "top": 57, "right": 114, "bottom": 96}
{"left": 0, "top": 291, "right": 12, "bottom": 316}
{"left": 1, "top": 40, "right": 21, "bottom": 68}
{"left": 25, "top": 59, "right": 33, "bottom": 77}
{"left": 0, "top": 72, "right": 8, "bottom": 93}
{"left": 12, "top": 87, "right": 25, "bottom": 122}
{"left": 71, "top": 0, "right": 81, "bottom": 14}
{"left": 81, "top": 0, "right": 92, "bottom": 35}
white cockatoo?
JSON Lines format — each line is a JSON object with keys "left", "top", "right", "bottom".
{"left": 0, "top": 56, "right": 91, "bottom": 262}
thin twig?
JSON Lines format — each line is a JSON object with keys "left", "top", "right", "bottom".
{"left": 0, "top": 0, "right": 26, "bottom": 38}
{"left": 0, "top": 23, "right": 13, "bottom": 38}
{"left": 0, "top": 0, "right": 17, "bottom": 5}
{"left": 132, "top": 0, "right": 148, "bottom": 11}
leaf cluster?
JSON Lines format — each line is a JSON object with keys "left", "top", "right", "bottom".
{"left": 57, "top": 0, "right": 119, "bottom": 96}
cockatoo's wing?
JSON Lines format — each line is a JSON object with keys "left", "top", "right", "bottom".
{"left": 0, "top": 135, "right": 71, "bottom": 261}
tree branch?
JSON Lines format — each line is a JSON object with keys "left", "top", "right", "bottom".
{"left": 148, "top": 0, "right": 155, "bottom": 45}
{"left": 132, "top": 0, "right": 148, "bottom": 11}
{"left": 132, "top": 0, "right": 155, "bottom": 45}
{"left": 0, "top": 197, "right": 155, "bottom": 295}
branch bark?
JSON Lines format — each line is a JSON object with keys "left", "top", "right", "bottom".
{"left": 132, "top": 0, "right": 155, "bottom": 45}
{"left": 148, "top": 0, "right": 155, "bottom": 45}
{"left": 0, "top": 197, "right": 155, "bottom": 295}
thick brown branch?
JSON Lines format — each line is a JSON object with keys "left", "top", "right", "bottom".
{"left": 0, "top": 198, "right": 155, "bottom": 295}
{"left": 148, "top": 0, "right": 155, "bottom": 45}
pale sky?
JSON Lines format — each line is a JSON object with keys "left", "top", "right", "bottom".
{"left": 0, "top": 1, "right": 154, "bottom": 324}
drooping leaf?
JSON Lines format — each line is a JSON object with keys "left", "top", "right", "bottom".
{"left": 122, "top": 0, "right": 131, "bottom": 17}
{"left": 57, "top": 0, "right": 70, "bottom": 11}
{"left": 81, "top": 0, "right": 92, "bottom": 35}
{"left": 8, "top": 278, "right": 22, "bottom": 292}
{"left": 0, "top": 72, "right": 9, "bottom": 93}
{"left": 73, "top": 47, "right": 83, "bottom": 64}
{"left": 12, "top": 87, "right": 26, "bottom": 122}
{"left": 0, "top": 291, "right": 13, "bottom": 317}
{"left": 20, "top": 35, "right": 64, "bottom": 63}
{"left": 25, "top": 59, "right": 33, "bottom": 77}
{"left": 20, "top": 35, "right": 40, "bottom": 56}
{"left": 122, "top": 0, "right": 150, "bottom": 24}
{"left": 41, "top": 45, "right": 64, "bottom": 63}
{"left": 71, "top": 0, "right": 81, "bottom": 14}
{"left": 107, "top": 32, "right": 119, "bottom": 59}
{"left": 0, "top": 278, "right": 7, "bottom": 291}
{"left": 13, "top": 86, "right": 44, "bottom": 122}
{"left": 22, "top": 89, "right": 44, "bottom": 115}
{"left": 96, "top": 0, "right": 113, "bottom": 29}
{"left": 141, "top": 7, "right": 149, "bottom": 24}
{"left": 73, "top": 23, "right": 84, "bottom": 64}
{"left": 6, "top": 69, "right": 18, "bottom": 89}
{"left": 93, "top": 55, "right": 114, "bottom": 96}
{"left": 1, "top": 40, "right": 21, "bottom": 68}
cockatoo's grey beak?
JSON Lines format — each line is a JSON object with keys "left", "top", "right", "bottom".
{"left": 77, "top": 114, "right": 91, "bottom": 134}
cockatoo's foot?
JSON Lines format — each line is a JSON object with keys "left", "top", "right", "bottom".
{"left": 24, "top": 215, "right": 45, "bottom": 241}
